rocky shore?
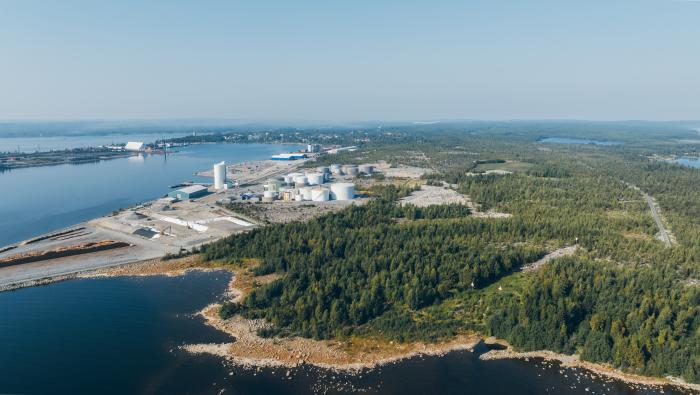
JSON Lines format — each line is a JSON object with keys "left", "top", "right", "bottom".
{"left": 186, "top": 301, "right": 481, "bottom": 372}
{"left": 480, "top": 343, "right": 700, "bottom": 393}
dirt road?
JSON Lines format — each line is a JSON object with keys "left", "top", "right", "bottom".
{"left": 521, "top": 245, "right": 578, "bottom": 272}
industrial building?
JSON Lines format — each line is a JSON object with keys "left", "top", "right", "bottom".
{"left": 328, "top": 146, "right": 357, "bottom": 154}
{"left": 168, "top": 185, "right": 208, "bottom": 200}
{"left": 271, "top": 153, "right": 307, "bottom": 161}
{"left": 125, "top": 141, "right": 144, "bottom": 151}
{"left": 306, "top": 144, "right": 321, "bottom": 153}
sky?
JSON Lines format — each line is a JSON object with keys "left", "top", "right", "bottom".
{"left": 0, "top": 0, "right": 698, "bottom": 122}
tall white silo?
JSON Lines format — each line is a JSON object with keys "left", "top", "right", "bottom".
{"left": 214, "top": 161, "right": 226, "bottom": 190}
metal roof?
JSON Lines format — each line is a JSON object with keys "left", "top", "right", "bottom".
{"left": 177, "top": 185, "right": 208, "bottom": 194}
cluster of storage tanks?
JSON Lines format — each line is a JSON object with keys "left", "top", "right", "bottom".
{"left": 328, "top": 164, "right": 374, "bottom": 177}
{"left": 259, "top": 163, "right": 376, "bottom": 202}
{"left": 262, "top": 165, "right": 358, "bottom": 202}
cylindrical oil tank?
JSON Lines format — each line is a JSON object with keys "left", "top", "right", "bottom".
{"left": 301, "top": 186, "right": 313, "bottom": 200}
{"left": 287, "top": 172, "right": 303, "bottom": 183}
{"left": 317, "top": 166, "right": 330, "bottom": 175}
{"left": 306, "top": 172, "right": 325, "bottom": 185}
{"left": 263, "top": 190, "right": 276, "bottom": 199}
{"left": 213, "top": 161, "right": 226, "bottom": 189}
{"left": 262, "top": 196, "right": 274, "bottom": 202}
{"left": 330, "top": 164, "right": 342, "bottom": 174}
{"left": 293, "top": 175, "right": 308, "bottom": 187}
{"left": 311, "top": 188, "right": 330, "bottom": 202}
{"left": 330, "top": 183, "right": 355, "bottom": 201}
{"left": 294, "top": 194, "right": 303, "bottom": 202}
{"left": 342, "top": 165, "right": 359, "bottom": 177}
{"left": 358, "top": 164, "right": 374, "bottom": 174}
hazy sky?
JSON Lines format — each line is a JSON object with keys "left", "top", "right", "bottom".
{"left": 1, "top": 0, "right": 698, "bottom": 121}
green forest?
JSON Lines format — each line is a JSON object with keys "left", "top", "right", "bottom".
{"left": 202, "top": 123, "right": 700, "bottom": 384}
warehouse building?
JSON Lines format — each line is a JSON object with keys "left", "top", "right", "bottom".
{"left": 271, "top": 153, "right": 307, "bottom": 161}
{"left": 168, "top": 185, "right": 208, "bottom": 200}
{"left": 125, "top": 141, "right": 144, "bottom": 151}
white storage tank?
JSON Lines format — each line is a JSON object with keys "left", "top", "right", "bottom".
{"left": 359, "top": 164, "right": 374, "bottom": 174}
{"left": 317, "top": 166, "right": 330, "bottom": 175}
{"left": 287, "top": 172, "right": 303, "bottom": 183}
{"left": 293, "top": 175, "right": 308, "bottom": 186}
{"left": 263, "top": 190, "right": 276, "bottom": 199}
{"left": 342, "top": 165, "right": 359, "bottom": 177}
{"left": 294, "top": 194, "right": 303, "bottom": 202}
{"left": 306, "top": 172, "right": 325, "bottom": 185}
{"left": 311, "top": 188, "right": 330, "bottom": 202}
{"left": 330, "top": 183, "right": 355, "bottom": 201}
{"left": 330, "top": 164, "right": 342, "bottom": 174}
{"left": 301, "top": 186, "right": 313, "bottom": 200}
{"left": 213, "top": 161, "right": 226, "bottom": 190}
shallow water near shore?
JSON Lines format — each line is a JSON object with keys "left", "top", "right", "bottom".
{"left": 0, "top": 272, "right": 689, "bottom": 395}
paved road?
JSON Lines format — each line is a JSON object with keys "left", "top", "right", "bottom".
{"left": 643, "top": 193, "right": 672, "bottom": 247}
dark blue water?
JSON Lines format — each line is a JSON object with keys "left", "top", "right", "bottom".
{"left": 0, "top": 143, "right": 300, "bottom": 246}
{"left": 0, "top": 272, "right": 685, "bottom": 395}
{"left": 674, "top": 157, "right": 700, "bottom": 169}
{"left": 539, "top": 137, "right": 623, "bottom": 146}
{"left": 0, "top": 271, "right": 235, "bottom": 394}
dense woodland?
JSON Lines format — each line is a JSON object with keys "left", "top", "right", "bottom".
{"left": 202, "top": 123, "right": 700, "bottom": 384}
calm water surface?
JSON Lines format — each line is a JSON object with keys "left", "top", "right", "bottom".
{"left": 539, "top": 137, "right": 623, "bottom": 146}
{"left": 674, "top": 157, "right": 700, "bottom": 168}
{"left": 0, "top": 143, "right": 300, "bottom": 246}
{"left": 0, "top": 272, "right": 686, "bottom": 395}
{"left": 0, "top": 133, "right": 189, "bottom": 152}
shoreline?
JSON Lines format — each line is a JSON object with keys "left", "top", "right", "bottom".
{"left": 178, "top": 262, "right": 700, "bottom": 392}
{"left": 480, "top": 346, "right": 700, "bottom": 393}
{"left": 188, "top": 301, "right": 481, "bottom": 373}
{"left": 4, "top": 255, "right": 698, "bottom": 393}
